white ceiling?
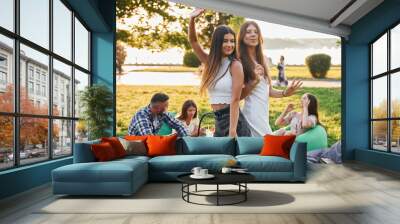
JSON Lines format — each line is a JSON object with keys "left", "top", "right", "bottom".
{"left": 227, "top": 0, "right": 352, "bottom": 22}
{"left": 170, "top": 0, "right": 384, "bottom": 37}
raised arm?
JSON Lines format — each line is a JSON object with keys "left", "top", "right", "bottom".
{"left": 275, "top": 104, "right": 294, "bottom": 126}
{"left": 229, "top": 61, "right": 245, "bottom": 137}
{"left": 188, "top": 8, "right": 208, "bottom": 63}
{"left": 269, "top": 86, "right": 287, "bottom": 98}
{"left": 270, "top": 79, "right": 303, "bottom": 98}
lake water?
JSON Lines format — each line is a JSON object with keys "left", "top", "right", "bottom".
{"left": 117, "top": 71, "right": 201, "bottom": 86}
{"left": 125, "top": 47, "right": 341, "bottom": 65}
{"left": 117, "top": 67, "right": 340, "bottom": 87}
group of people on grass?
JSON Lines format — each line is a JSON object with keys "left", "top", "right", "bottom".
{"left": 128, "top": 8, "right": 322, "bottom": 140}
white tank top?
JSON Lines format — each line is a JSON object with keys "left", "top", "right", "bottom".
{"left": 242, "top": 76, "right": 272, "bottom": 136}
{"left": 208, "top": 58, "right": 232, "bottom": 104}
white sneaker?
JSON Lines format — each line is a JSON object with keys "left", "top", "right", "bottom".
{"left": 320, "top": 158, "right": 334, "bottom": 164}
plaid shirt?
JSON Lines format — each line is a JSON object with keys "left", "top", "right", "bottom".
{"left": 128, "top": 105, "right": 189, "bottom": 136}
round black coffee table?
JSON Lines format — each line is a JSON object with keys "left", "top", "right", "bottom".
{"left": 177, "top": 173, "right": 255, "bottom": 206}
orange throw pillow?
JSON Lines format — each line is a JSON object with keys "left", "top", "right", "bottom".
{"left": 260, "top": 134, "right": 296, "bottom": 159}
{"left": 91, "top": 142, "right": 117, "bottom": 162}
{"left": 146, "top": 134, "right": 178, "bottom": 157}
{"left": 101, "top": 137, "right": 126, "bottom": 158}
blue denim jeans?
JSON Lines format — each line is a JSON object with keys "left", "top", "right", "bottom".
{"left": 213, "top": 106, "right": 251, "bottom": 137}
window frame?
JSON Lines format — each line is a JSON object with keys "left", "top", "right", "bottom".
{"left": 0, "top": 0, "right": 92, "bottom": 171}
{"left": 0, "top": 53, "right": 8, "bottom": 88}
{"left": 370, "top": 20, "right": 400, "bottom": 154}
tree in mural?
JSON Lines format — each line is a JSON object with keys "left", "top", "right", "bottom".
{"left": 116, "top": 0, "right": 244, "bottom": 51}
{"left": 116, "top": 41, "right": 127, "bottom": 75}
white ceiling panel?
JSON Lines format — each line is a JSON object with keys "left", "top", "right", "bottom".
{"left": 171, "top": 0, "right": 384, "bottom": 37}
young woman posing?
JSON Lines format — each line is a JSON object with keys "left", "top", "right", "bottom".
{"left": 238, "top": 21, "right": 302, "bottom": 137}
{"left": 189, "top": 9, "right": 250, "bottom": 137}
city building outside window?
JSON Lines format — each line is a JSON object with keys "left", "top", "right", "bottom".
{"left": 370, "top": 23, "right": 400, "bottom": 154}
{"left": 0, "top": 0, "right": 91, "bottom": 170}
{"left": 28, "top": 81, "right": 34, "bottom": 94}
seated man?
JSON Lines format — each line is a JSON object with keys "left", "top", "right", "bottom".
{"left": 128, "top": 92, "right": 189, "bottom": 136}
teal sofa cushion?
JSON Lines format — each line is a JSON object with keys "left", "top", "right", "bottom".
{"left": 53, "top": 163, "right": 131, "bottom": 182}
{"left": 73, "top": 140, "right": 100, "bottom": 163}
{"left": 236, "top": 137, "right": 263, "bottom": 155}
{"left": 52, "top": 159, "right": 147, "bottom": 183}
{"left": 179, "top": 137, "right": 235, "bottom": 155}
{"left": 236, "top": 155, "right": 293, "bottom": 172}
{"left": 111, "top": 155, "right": 150, "bottom": 168}
{"left": 148, "top": 154, "right": 235, "bottom": 172}
{"left": 52, "top": 157, "right": 148, "bottom": 195}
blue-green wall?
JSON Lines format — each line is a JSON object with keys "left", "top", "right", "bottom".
{"left": 0, "top": 158, "right": 72, "bottom": 199}
{"left": 92, "top": 32, "right": 116, "bottom": 135}
{"left": 343, "top": 0, "right": 400, "bottom": 171}
{"left": 0, "top": 0, "right": 115, "bottom": 200}
{"left": 91, "top": 0, "right": 116, "bottom": 135}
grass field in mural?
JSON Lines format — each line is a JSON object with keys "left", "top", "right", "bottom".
{"left": 117, "top": 85, "right": 341, "bottom": 145}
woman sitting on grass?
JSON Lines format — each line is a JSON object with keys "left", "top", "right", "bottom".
{"left": 173, "top": 100, "right": 205, "bottom": 136}
{"left": 274, "top": 93, "right": 321, "bottom": 136}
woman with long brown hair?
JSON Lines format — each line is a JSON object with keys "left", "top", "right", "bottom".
{"left": 238, "top": 21, "right": 302, "bottom": 137}
{"left": 274, "top": 93, "right": 322, "bottom": 136}
{"left": 188, "top": 8, "right": 250, "bottom": 137}
{"left": 173, "top": 100, "right": 204, "bottom": 136}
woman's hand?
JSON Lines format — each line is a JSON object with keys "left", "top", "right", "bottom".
{"left": 284, "top": 130, "right": 296, "bottom": 136}
{"left": 302, "top": 97, "right": 310, "bottom": 109}
{"left": 285, "top": 103, "right": 295, "bottom": 113}
{"left": 229, "top": 130, "right": 238, "bottom": 138}
{"left": 191, "top": 127, "right": 206, "bottom": 136}
{"left": 254, "top": 64, "right": 264, "bottom": 77}
{"left": 189, "top": 8, "right": 205, "bottom": 19}
{"left": 285, "top": 80, "right": 303, "bottom": 96}
{"left": 199, "top": 128, "right": 206, "bottom": 136}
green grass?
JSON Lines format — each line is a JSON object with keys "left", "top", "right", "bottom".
{"left": 128, "top": 65, "right": 341, "bottom": 80}
{"left": 117, "top": 85, "right": 341, "bottom": 146}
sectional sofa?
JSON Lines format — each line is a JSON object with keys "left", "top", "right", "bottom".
{"left": 52, "top": 137, "right": 307, "bottom": 196}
